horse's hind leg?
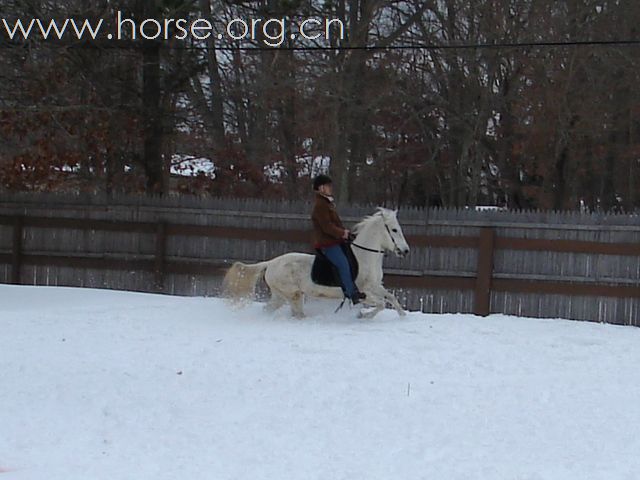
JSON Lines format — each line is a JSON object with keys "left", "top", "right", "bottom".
{"left": 289, "top": 291, "right": 305, "bottom": 319}
{"left": 264, "top": 290, "right": 286, "bottom": 313}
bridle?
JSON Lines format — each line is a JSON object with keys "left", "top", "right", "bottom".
{"left": 351, "top": 215, "right": 401, "bottom": 255}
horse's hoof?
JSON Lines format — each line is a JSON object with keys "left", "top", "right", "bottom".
{"left": 358, "top": 308, "right": 377, "bottom": 319}
{"left": 398, "top": 310, "right": 407, "bottom": 317}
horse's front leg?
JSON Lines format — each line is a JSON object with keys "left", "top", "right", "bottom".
{"left": 357, "top": 294, "right": 386, "bottom": 319}
{"left": 369, "top": 284, "right": 406, "bottom": 316}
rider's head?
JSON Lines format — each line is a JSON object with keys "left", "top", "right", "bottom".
{"left": 313, "top": 174, "right": 333, "bottom": 195}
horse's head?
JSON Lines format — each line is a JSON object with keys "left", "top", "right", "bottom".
{"left": 376, "top": 208, "right": 410, "bottom": 258}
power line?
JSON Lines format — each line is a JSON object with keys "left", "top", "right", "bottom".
{"left": 2, "top": 38, "right": 640, "bottom": 51}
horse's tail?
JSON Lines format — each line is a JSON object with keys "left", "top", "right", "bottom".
{"left": 222, "top": 260, "right": 271, "bottom": 302}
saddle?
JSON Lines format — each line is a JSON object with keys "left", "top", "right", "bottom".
{"left": 311, "top": 243, "right": 359, "bottom": 290}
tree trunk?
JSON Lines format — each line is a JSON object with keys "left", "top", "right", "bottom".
{"left": 199, "top": 0, "right": 226, "bottom": 150}
{"left": 140, "top": 0, "right": 163, "bottom": 193}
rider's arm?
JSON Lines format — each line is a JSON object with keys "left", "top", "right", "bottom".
{"left": 312, "top": 206, "right": 346, "bottom": 239}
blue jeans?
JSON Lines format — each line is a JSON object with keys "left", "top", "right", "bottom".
{"left": 321, "top": 244, "right": 357, "bottom": 298}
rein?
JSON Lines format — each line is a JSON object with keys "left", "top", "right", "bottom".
{"left": 351, "top": 241, "right": 385, "bottom": 254}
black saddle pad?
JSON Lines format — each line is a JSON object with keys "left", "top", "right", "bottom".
{"left": 311, "top": 243, "right": 359, "bottom": 289}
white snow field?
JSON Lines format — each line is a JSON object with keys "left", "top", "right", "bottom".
{"left": 2, "top": 285, "right": 640, "bottom": 480}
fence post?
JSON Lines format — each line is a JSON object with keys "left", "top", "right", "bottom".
{"left": 154, "top": 222, "right": 167, "bottom": 292}
{"left": 11, "top": 215, "right": 23, "bottom": 284}
{"left": 474, "top": 227, "right": 495, "bottom": 316}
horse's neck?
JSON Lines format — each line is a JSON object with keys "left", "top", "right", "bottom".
{"left": 352, "top": 221, "right": 384, "bottom": 271}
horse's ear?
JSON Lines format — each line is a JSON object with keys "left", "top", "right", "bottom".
{"left": 394, "top": 209, "right": 398, "bottom": 214}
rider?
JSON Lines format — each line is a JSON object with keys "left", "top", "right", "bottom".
{"left": 311, "top": 174, "right": 366, "bottom": 305}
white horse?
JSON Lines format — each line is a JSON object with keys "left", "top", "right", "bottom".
{"left": 222, "top": 207, "right": 410, "bottom": 319}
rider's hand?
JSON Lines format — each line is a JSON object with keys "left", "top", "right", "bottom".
{"left": 342, "top": 229, "right": 350, "bottom": 240}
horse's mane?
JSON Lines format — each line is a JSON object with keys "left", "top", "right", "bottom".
{"left": 353, "top": 207, "right": 394, "bottom": 233}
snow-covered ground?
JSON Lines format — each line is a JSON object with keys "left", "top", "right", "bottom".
{"left": 2, "top": 285, "right": 640, "bottom": 480}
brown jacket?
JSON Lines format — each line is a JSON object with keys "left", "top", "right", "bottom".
{"left": 311, "top": 192, "right": 346, "bottom": 248}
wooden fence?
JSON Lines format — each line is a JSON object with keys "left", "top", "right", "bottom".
{"left": 0, "top": 192, "right": 639, "bottom": 325}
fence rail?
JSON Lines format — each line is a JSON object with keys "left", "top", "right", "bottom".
{"left": 1, "top": 207, "right": 639, "bottom": 325}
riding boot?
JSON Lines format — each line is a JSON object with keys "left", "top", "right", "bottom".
{"left": 350, "top": 290, "right": 366, "bottom": 305}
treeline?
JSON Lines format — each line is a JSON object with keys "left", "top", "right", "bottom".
{"left": 1, "top": 0, "right": 640, "bottom": 211}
